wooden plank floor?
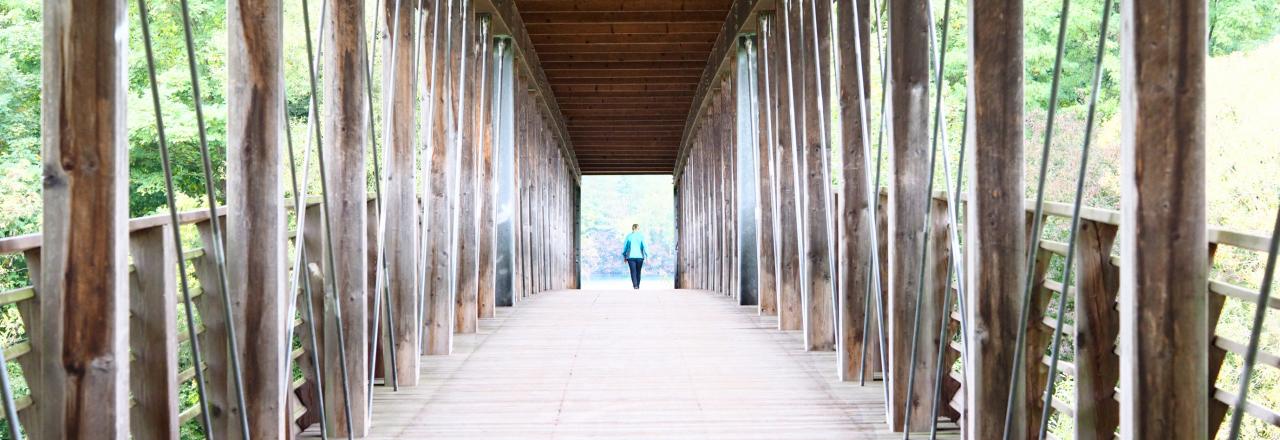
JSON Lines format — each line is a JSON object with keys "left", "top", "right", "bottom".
{"left": 365, "top": 289, "right": 941, "bottom": 439}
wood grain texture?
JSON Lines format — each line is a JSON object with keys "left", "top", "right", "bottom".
{"left": 364, "top": 289, "right": 944, "bottom": 439}
{"left": 835, "top": 0, "right": 873, "bottom": 382}
{"left": 1072, "top": 221, "right": 1119, "bottom": 440}
{"left": 193, "top": 221, "right": 232, "bottom": 437}
{"left": 964, "top": 0, "right": 1026, "bottom": 435}
{"left": 773, "top": 0, "right": 803, "bottom": 332}
{"left": 323, "top": 0, "right": 371, "bottom": 433}
{"left": 885, "top": 0, "right": 932, "bottom": 430}
{"left": 383, "top": 0, "right": 422, "bottom": 386}
{"left": 38, "top": 0, "right": 129, "bottom": 436}
{"left": 128, "top": 226, "right": 179, "bottom": 439}
{"left": 799, "top": 0, "right": 835, "bottom": 352}
{"left": 1117, "top": 0, "right": 1208, "bottom": 436}
{"left": 753, "top": 16, "right": 779, "bottom": 316}
{"left": 424, "top": 0, "right": 457, "bottom": 356}
{"left": 456, "top": 5, "right": 481, "bottom": 335}
{"left": 477, "top": 15, "right": 498, "bottom": 320}
{"left": 227, "top": 0, "right": 289, "bottom": 434}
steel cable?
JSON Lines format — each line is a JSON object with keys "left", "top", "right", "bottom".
{"left": 135, "top": 0, "right": 213, "bottom": 436}
{"left": 174, "top": 0, "right": 254, "bottom": 434}
{"left": 1226, "top": 200, "right": 1280, "bottom": 439}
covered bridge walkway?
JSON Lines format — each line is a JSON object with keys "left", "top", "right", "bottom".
{"left": 1, "top": 0, "right": 1277, "bottom": 438}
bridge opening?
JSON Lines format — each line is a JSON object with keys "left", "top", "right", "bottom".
{"left": 578, "top": 175, "right": 677, "bottom": 290}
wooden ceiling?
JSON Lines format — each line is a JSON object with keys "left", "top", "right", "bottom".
{"left": 517, "top": 0, "right": 733, "bottom": 174}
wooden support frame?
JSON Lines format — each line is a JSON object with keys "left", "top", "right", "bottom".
{"left": 37, "top": 0, "right": 129, "bottom": 436}
{"left": 128, "top": 226, "right": 179, "bottom": 438}
{"left": 493, "top": 37, "right": 517, "bottom": 307}
{"left": 455, "top": 7, "right": 482, "bottom": 335}
{"left": 964, "top": 0, "right": 1027, "bottom": 435}
{"left": 774, "top": 0, "right": 804, "bottom": 332}
{"left": 424, "top": 0, "right": 456, "bottom": 356}
{"left": 737, "top": 36, "right": 760, "bottom": 307}
{"left": 1117, "top": 0, "right": 1208, "bottom": 436}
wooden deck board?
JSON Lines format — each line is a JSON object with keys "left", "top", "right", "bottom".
{"left": 365, "top": 289, "right": 951, "bottom": 439}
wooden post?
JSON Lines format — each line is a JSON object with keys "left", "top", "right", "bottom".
{"left": 1118, "top": 0, "right": 1208, "bottom": 436}
{"left": 477, "top": 16, "right": 497, "bottom": 318}
{"left": 799, "top": 0, "right": 836, "bottom": 352}
{"left": 775, "top": 0, "right": 804, "bottom": 331}
{"left": 129, "top": 225, "right": 179, "bottom": 438}
{"left": 965, "top": 0, "right": 1026, "bottom": 435}
{"left": 455, "top": 7, "right": 480, "bottom": 334}
{"left": 39, "top": 0, "right": 129, "bottom": 435}
{"left": 382, "top": 0, "right": 421, "bottom": 385}
{"left": 424, "top": 0, "right": 456, "bottom": 355}
{"left": 324, "top": 0, "right": 370, "bottom": 432}
{"left": 754, "top": 14, "right": 779, "bottom": 315}
{"left": 193, "top": 220, "right": 231, "bottom": 436}
{"left": 836, "top": 0, "right": 874, "bottom": 382}
{"left": 736, "top": 37, "right": 760, "bottom": 306}
{"left": 1072, "top": 220, "right": 1119, "bottom": 440}
{"left": 227, "top": 0, "right": 289, "bottom": 434}
{"left": 886, "top": 0, "right": 933, "bottom": 430}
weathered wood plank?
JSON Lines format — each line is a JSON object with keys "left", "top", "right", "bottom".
{"left": 477, "top": 15, "right": 498, "bottom": 319}
{"left": 193, "top": 221, "right": 232, "bottom": 437}
{"left": 1118, "top": 0, "right": 1208, "bottom": 436}
{"left": 128, "top": 225, "right": 179, "bottom": 439}
{"left": 456, "top": 6, "right": 480, "bottom": 335}
{"left": 885, "top": 0, "right": 933, "bottom": 429}
{"left": 38, "top": 0, "right": 129, "bottom": 436}
{"left": 835, "top": 0, "right": 873, "bottom": 382}
{"left": 1073, "top": 220, "right": 1119, "bottom": 440}
{"left": 773, "top": 0, "right": 803, "bottom": 332}
{"left": 424, "top": 0, "right": 457, "bottom": 356}
{"left": 753, "top": 16, "right": 779, "bottom": 316}
{"left": 383, "top": 0, "right": 421, "bottom": 385}
{"left": 800, "top": 0, "right": 836, "bottom": 352}
{"left": 965, "top": 0, "right": 1027, "bottom": 434}
{"left": 323, "top": 0, "right": 371, "bottom": 432}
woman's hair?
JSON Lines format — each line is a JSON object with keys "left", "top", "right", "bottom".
{"left": 631, "top": 224, "right": 639, "bottom": 230}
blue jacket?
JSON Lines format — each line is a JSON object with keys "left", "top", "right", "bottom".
{"left": 621, "top": 232, "right": 648, "bottom": 260}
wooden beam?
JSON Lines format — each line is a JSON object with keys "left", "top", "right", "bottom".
{"left": 886, "top": 0, "right": 933, "bottom": 430}
{"left": 477, "top": 15, "right": 498, "bottom": 320}
{"left": 1073, "top": 221, "right": 1120, "bottom": 439}
{"left": 522, "top": 10, "right": 728, "bottom": 24}
{"left": 773, "top": 0, "right": 802, "bottom": 332}
{"left": 324, "top": 0, "right": 370, "bottom": 433}
{"left": 965, "top": 0, "right": 1026, "bottom": 435}
{"left": 753, "top": 13, "right": 778, "bottom": 316}
{"left": 424, "top": 0, "right": 456, "bottom": 356}
{"left": 1118, "top": 0, "right": 1208, "bottom": 436}
{"left": 479, "top": 0, "right": 581, "bottom": 180}
{"left": 455, "top": 9, "right": 482, "bottom": 335}
{"left": 835, "top": 0, "right": 872, "bottom": 382}
{"left": 799, "top": 0, "right": 835, "bottom": 352}
{"left": 383, "top": 0, "right": 421, "bottom": 386}
{"left": 38, "top": 0, "right": 129, "bottom": 436}
{"left": 517, "top": 0, "right": 734, "bottom": 12}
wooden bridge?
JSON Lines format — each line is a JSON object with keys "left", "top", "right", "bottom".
{"left": 2, "top": 0, "right": 1278, "bottom": 438}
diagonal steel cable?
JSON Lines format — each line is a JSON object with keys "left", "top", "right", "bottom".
{"left": 135, "top": 0, "right": 212, "bottom": 436}
{"left": 1030, "top": 2, "right": 1117, "bottom": 438}
{"left": 174, "top": 0, "right": 253, "bottom": 434}
{"left": 856, "top": 0, "right": 891, "bottom": 389}
{"left": 1226, "top": 200, "right": 1280, "bottom": 439}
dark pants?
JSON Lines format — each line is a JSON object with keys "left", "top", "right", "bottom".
{"left": 626, "top": 258, "right": 645, "bottom": 289}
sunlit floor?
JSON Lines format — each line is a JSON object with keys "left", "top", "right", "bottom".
{"left": 364, "top": 289, "right": 920, "bottom": 439}
{"left": 580, "top": 275, "right": 676, "bottom": 291}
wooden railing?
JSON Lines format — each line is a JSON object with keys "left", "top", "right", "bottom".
{"left": 863, "top": 191, "right": 1280, "bottom": 437}
{"left": 0, "top": 197, "right": 363, "bottom": 437}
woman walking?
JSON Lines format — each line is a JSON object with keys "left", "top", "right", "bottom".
{"left": 621, "top": 224, "right": 648, "bottom": 289}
